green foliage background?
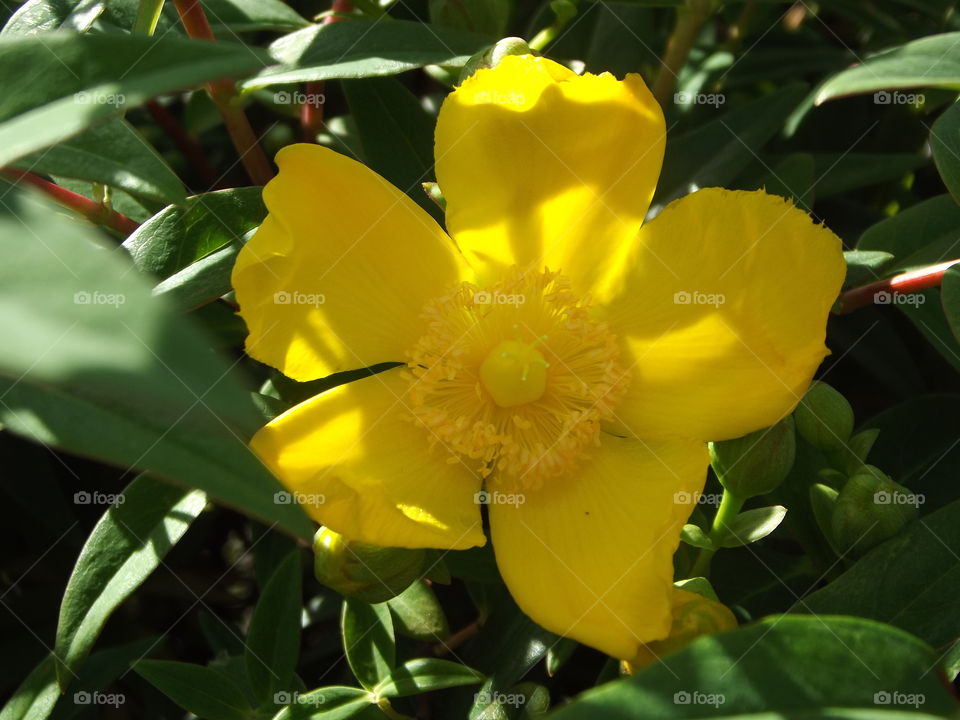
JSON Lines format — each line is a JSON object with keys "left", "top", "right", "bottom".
{"left": 2, "top": 0, "right": 960, "bottom": 718}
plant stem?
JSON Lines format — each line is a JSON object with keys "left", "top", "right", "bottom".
{"left": 301, "top": 0, "right": 353, "bottom": 141}
{"left": 145, "top": 100, "right": 220, "bottom": 188}
{"left": 652, "top": 0, "right": 715, "bottom": 107}
{"left": 432, "top": 618, "right": 481, "bottom": 656}
{"left": 133, "top": 0, "right": 165, "bottom": 35}
{"left": 3, "top": 169, "right": 140, "bottom": 236}
{"left": 689, "top": 488, "right": 745, "bottom": 578}
{"left": 172, "top": 0, "right": 273, "bottom": 187}
{"left": 837, "top": 259, "right": 960, "bottom": 313}
{"left": 529, "top": 1, "right": 579, "bottom": 52}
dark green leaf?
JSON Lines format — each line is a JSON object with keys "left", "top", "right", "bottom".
{"left": 202, "top": 0, "right": 309, "bottom": 33}
{"left": 134, "top": 660, "right": 254, "bottom": 720}
{"left": 0, "top": 33, "right": 269, "bottom": 166}
{"left": 245, "top": 19, "right": 491, "bottom": 89}
{"left": 844, "top": 250, "right": 895, "bottom": 287}
{"left": 942, "top": 265, "right": 960, "bottom": 342}
{"left": 812, "top": 153, "right": 926, "bottom": 198}
{"left": 429, "top": 0, "right": 511, "bottom": 36}
{"left": 246, "top": 551, "right": 303, "bottom": 702}
{"left": 931, "top": 100, "right": 960, "bottom": 203}
{"left": 123, "top": 188, "right": 265, "bottom": 277}
{"left": 858, "top": 194, "right": 960, "bottom": 274}
{"left": 387, "top": 580, "right": 450, "bottom": 642}
{"left": 816, "top": 32, "right": 960, "bottom": 103}
{"left": 14, "top": 118, "right": 186, "bottom": 205}
{"left": 341, "top": 600, "right": 395, "bottom": 691}
{"left": 269, "top": 686, "right": 373, "bottom": 720}
{"left": 1, "top": 0, "right": 102, "bottom": 36}
{"left": 0, "top": 655, "right": 58, "bottom": 720}
{"left": 152, "top": 242, "right": 241, "bottom": 312}
{"left": 551, "top": 616, "right": 956, "bottom": 718}
{"left": 0, "top": 184, "right": 313, "bottom": 541}
{"left": 374, "top": 658, "right": 484, "bottom": 697}
{"left": 55, "top": 475, "right": 205, "bottom": 688}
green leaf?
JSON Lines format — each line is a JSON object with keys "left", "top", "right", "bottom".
{"left": 816, "top": 32, "right": 960, "bottom": 103}
{"left": 244, "top": 19, "right": 492, "bottom": 89}
{"left": 343, "top": 77, "right": 439, "bottom": 217}
{"left": 931, "top": 100, "right": 960, "bottom": 203}
{"left": 545, "top": 638, "right": 577, "bottom": 678}
{"left": 55, "top": 475, "right": 206, "bottom": 688}
{"left": 844, "top": 250, "right": 895, "bottom": 287}
{"left": 201, "top": 0, "right": 309, "bottom": 33}
{"left": 429, "top": 0, "right": 511, "bottom": 36}
{"left": 716, "top": 505, "right": 787, "bottom": 548}
{"left": 679, "top": 524, "right": 715, "bottom": 550}
{"left": 550, "top": 616, "right": 957, "bottom": 719}
{"left": 269, "top": 686, "right": 374, "bottom": 720}
{"left": 0, "top": 184, "right": 313, "bottom": 541}
{"left": 858, "top": 194, "right": 960, "bottom": 274}
{"left": 152, "top": 242, "right": 241, "bottom": 312}
{"left": 387, "top": 580, "right": 450, "bottom": 642}
{"left": 246, "top": 550, "right": 303, "bottom": 703}
{"left": 0, "top": 655, "right": 58, "bottom": 720}
{"left": 0, "top": 33, "right": 268, "bottom": 166}
{"left": 1, "top": 0, "right": 102, "bottom": 36}
{"left": 655, "top": 84, "right": 808, "bottom": 204}
{"left": 942, "top": 265, "right": 960, "bottom": 342}
{"left": 805, "top": 499, "right": 960, "bottom": 648}
{"left": 123, "top": 188, "right": 265, "bottom": 277}
{"left": 341, "top": 600, "right": 395, "bottom": 691}
{"left": 14, "top": 117, "right": 186, "bottom": 205}
{"left": 134, "top": 660, "right": 254, "bottom": 720}
{"left": 812, "top": 152, "right": 926, "bottom": 198}
{"left": 896, "top": 288, "right": 960, "bottom": 372}
{"left": 374, "top": 658, "right": 484, "bottom": 698}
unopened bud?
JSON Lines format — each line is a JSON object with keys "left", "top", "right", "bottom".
{"left": 794, "top": 382, "right": 854, "bottom": 451}
{"left": 313, "top": 527, "right": 425, "bottom": 603}
{"left": 830, "top": 467, "right": 918, "bottom": 556}
{"left": 709, "top": 417, "right": 796, "bottom": 498}
{"left": 458, "top": 37, "right": 533, "bottom": 83}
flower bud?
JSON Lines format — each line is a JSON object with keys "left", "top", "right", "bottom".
{"left": 458, "top": 37, "right": 533, "bottom": 83}
{"left": 830, "top": 467, "right": 919, "bottom": 556}
{"left": 794, "top": 381, "right": 854, "bottom": 451}
{"left": 708, "top": 416, "right": 796, "bottom": 498}
{"left": 628, "top": 587, "right": 737, "bottom": 669}
{"left": 313, "top": 527, "right": 425, "bottom": 603}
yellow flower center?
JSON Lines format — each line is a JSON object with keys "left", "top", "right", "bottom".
{"left": 405, "top": 268, "right": 629, "bottom": 488}
{"left": 479, "top": 339, "right": 549, "bottom": 408}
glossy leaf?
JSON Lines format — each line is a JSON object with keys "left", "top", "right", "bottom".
{"left": 716, "top": 505, "right": 787, "bottom": 548}
{"left": 341, "top": 600, "right": 395, "bottom": 691}
{"left": 374, "top": 658, "right": 484, "bottom": 698}
{"left": 134, "top": 660, "right": 254, "bottom": 720}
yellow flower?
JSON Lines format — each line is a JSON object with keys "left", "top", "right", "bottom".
{"left": 232, "top": 55, "right": 844, "bottom": 662}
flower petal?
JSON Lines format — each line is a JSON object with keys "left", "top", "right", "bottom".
{"left": 488, "top": 434, "right": 708, "bottom": 660}
{"left": 436, "top": 55, "right": 665, "bottom": 298}
{"left": 232, "top": 143, "right": 470, "bottom": 381}
{"left": 606, "top": 188, "right": 845, "bottom": 442}
{"left": 250, "top": 369, "right": 486, "bottom": 550}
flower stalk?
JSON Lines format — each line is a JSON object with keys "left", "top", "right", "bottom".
{"left": 837, "top": 259, "right": 960, "bottom": 313}
{"left": 689, "top": 488, "right": 746, "bottom": 578}
{"left": 653, "top": 0, "right": 716, "bottom": 107}
{"left": 301, "top": 0, "right": 353, "bottom": 141}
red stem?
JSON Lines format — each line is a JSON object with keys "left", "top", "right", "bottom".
{"left": 145, "top": 100, "right": 220, "bottom": 189}
{"left": 837, "top": 259, "right": 960, "bottom": 313}
{"left": 3, "top": 169, "right": 140, "bottom": 236}
{"left": 300, "top": 0, "right": 353, "bottom": 142}
{"left": 172, "top": 0, "right": 273, "bottom": 187}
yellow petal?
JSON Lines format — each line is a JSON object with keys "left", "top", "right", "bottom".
{"left": 232, "top": 143, "right": 470, "bottom": 381}
{"left": 435, "top": 55, "right": 665, "bottom": 299}
{"left": 606, "top": 188, "right": 845, "bottom": 442}
{"left": 488, "top": 434, "right": 708, "bottom": 660}
{"left": 250, "top": 369, "right": 486, "bottom": 550}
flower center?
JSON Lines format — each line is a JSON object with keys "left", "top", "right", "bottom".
{"left": 405, "top": 267, "right": 629, "bottom": 488}
{"left": 479, "top": 339, "right": 549, "bottom": 408}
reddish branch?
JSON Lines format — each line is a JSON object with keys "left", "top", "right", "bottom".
{"left": 301, "top": 0, "right": 353, "bottom": 141}
{"left": 145, "top": 100, "right": 219, "bottom": 189}
{"left": 172, "top": 0, "right": 273, "bottom": 187}
{"left": 837, "top": 259, "right": 960, "bottom": 313}
{"left": 3, "top": 169, "right": 140, "bottom": 235}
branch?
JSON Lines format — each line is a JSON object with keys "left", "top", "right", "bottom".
{"left": 836, "top": 259, "right": 960, "bottom": 313}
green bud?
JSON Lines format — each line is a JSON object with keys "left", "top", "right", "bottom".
{"left": 313, "top": 527, "right": 425, "bottom": 603}
{"left": 794, "top": 381, "right": 854, "bottom": 451}
{"left": 708, "top": 416, "right": 796, "bottom": 498}
{"left": 830, "top": 467, "right": 920, "bottom": 556}
{"left": 458, "top": 37, "right": 533, "bottom": 84}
